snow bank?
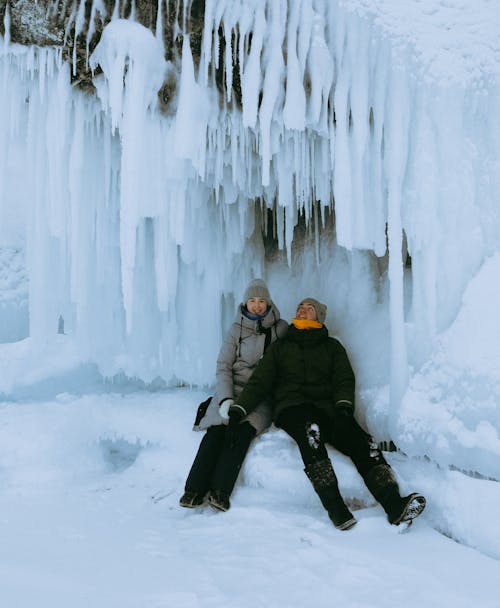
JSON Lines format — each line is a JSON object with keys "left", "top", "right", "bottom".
{"left": 0, "top": 390, "right": 499, "bottom": 579}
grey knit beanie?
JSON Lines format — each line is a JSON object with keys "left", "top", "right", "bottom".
{"left": 298, "top": 297, "right": 327, "bottom": 324}
{"left": 243, "top": 279, "right": 271, "bottom": 303}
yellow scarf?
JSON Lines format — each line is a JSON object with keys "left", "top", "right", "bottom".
{"left": 291, "top": 318, "right": 323, "bottom": 330}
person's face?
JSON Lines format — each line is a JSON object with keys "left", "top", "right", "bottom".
{"left": 296, "top": 301, "right": 317, "bottom": 321}
{"left": 247, "top": 298, "right": 268, "bottom": 315}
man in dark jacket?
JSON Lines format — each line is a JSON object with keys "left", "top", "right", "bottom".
{"left": 226, "top": 297, "right": 426, "bottom": 531}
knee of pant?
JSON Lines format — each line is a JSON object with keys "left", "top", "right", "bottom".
{"left": 331, "top": 411, "right": 357, "bottom": 433}
{"left": 282, "top": 423, "right": 310, "bottom": 446}
{"left": 367, "top": 438, "right": 387, "bottom": 463}
{"left": 356, "top": 445, "right": 388, "bottom": 477}
{"left": 202, "top": 424, "right": 227, "bottom": 448}
{"left": 208, "top": 424, "right": 227, "bottom": 439}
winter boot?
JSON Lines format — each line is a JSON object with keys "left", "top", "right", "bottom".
{"left": 389, "top": 493, "right": 427, "bottom": 525}
{"left": 207, "top": 489, "right": 231, "bottom": 512}
{"left": 179, "top": 490, "right": 205, "bottom": 508}
{"left": 304, "top": 459, "right": 357, "bottom": 530}
{"left": 363, "top": 464, "right": 426, "bottom": 525}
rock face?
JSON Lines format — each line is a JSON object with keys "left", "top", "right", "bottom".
{"left": 0, "top": 0, "right": 210, "bottom": 111}
{"left": 1, "top": 0, "right": 64, "bottom": 45}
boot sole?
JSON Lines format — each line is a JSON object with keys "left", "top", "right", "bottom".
{"left": 180, "top": 501, "right": 204, "bottom": 508}
{"left": 208, "top": 501, "right": 230, "bottom": 512}
{"left": 179, "top": 492, "right": 205, "bottom": 508}
{"left": 393, "top": 493, "right": 426, "bottom": 525}
{"left": 335, "top": 516, "right": 357, "bottom": 531}
{"left": 207, "top": 497, "right": 230, "bottom": 512}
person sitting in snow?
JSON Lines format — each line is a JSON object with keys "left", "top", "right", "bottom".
{"left": 179, "top": 279, "right": 288, "bottom": 512}
{"left": 228, "top": 297, "right": 426, "bottom": 530}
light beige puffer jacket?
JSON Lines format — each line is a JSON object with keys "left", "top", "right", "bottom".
{"left": 194, "top": 301, "right": 288, "bottom": 434}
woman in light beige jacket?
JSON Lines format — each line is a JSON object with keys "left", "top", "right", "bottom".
{"left": 180, "top": 279, "right": 287, "bottom": 512}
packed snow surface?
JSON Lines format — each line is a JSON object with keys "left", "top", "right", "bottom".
{"left": 0, "top": 390, "right": 499, "bottom": 608}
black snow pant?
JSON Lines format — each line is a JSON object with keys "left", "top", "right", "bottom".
{"left": 276, "top": 404, "right": 387, "bottom": 478}
{"left": 184, "top": 421, "right": 256, "bottom": 497}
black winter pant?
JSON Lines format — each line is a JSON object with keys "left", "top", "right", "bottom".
{"left": 276, "top": 405, "right": 387, "bottom": 478}
{"left": 184, "top": 422, "right": 256, "bottom": 496}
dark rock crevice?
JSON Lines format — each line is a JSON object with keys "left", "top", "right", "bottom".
{"left": 1, "top": 0, "right": 214, "bottom": 113}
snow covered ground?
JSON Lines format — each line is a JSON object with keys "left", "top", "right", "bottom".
{"left": 1, "top": 389, "right": 499, "bottom": 608}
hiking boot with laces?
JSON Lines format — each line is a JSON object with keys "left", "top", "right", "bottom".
{"left": 389, "top": 493, "right": 426, "bottom": 525}
{"left": 363, "top": 465, "right": 426, "bottom": 526}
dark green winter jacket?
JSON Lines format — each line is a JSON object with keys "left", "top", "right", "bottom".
{"left": 236, "top": 324, "right": 355, "bottom": 421}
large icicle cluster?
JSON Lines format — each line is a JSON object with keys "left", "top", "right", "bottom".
{"left": 0, "top": 0, "right": 499, "bottom": 474}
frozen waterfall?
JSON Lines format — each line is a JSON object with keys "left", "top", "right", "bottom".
{"left": 0, "top": 0, "right": 499, "bottom": 478}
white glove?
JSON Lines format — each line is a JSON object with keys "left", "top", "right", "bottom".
{"left": 219, "top": 399, "right": 234, "bottom": 420}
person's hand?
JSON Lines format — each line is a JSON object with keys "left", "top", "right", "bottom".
{"left": 331, "top": 401, "right": 354, "bottom": 431}
{"left": 218, "top": 399, "right": 235, "bottom": 420}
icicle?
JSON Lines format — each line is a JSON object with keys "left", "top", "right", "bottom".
{"left": 283, "top": 0, "right": 306, "bottom": 130}
{"left": 201, "top": 0, "right": 216, "bottom": 85}
{"left": 90, "top": 19, "right": 168, "bottom": 333}
{"left": 156, "top": 0, "right": 163, "bottom": 45}
{"left": 111, "top": 0, "right": 120, "bottom": 21}
{"left": 332, "top": 72, "right": 353, "bottom": 248}
{"left": 129, "top": 0, "right": 137, "bottom": 22}
{"left": 346, "top": 12, "right": 370, "bottom": 248}
{"left": 313, "top": 200, "right": 320, "bottom": 266}
{"left": 306, "top": 10, "right": 332, "bottom": 131}
{"left": 284, "top": 205, "right": 296, "bottom": 266}
{"left": 74, "top": 0, "right": 86, "bottom": 40}
{"left": 182, "top": 0, "right": 190, "bottom": 34}
{"left": 241, "top": 4, "right": 265, "bottom": 129}
{"left": 86, "top": 0, "right": 105, "bottom": 69}
{"left": 224, "top": 23, "right": 233, "bottom": 102}
{"left": 259, "top": 0, "right": 286, "bottom": 186}
{"left": 385, "top": 66, "right": 410, "bottom": 430}
{"left": 174, "top": 35, "right": 208, "bottom": 176}
{"left": 3, "top": 1, "right": 10, "bottom": 47}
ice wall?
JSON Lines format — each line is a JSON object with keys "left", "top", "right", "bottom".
{"left": 398, "top": 253, "right": 500, "bottom": 480}
{"left": 0, "top": 0, "right": 499, "bottom": 475}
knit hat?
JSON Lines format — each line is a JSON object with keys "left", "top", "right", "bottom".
{"left": 298, "top": 297, "right": 327, "bottom": 324}
{"left": 243, "top": 279, "right": 271, "bottom": 303}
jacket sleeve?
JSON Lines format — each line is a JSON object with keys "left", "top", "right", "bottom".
{"left": 215, "top": 327, "right": 237, "bottom": 404}
{"left": 235, "top": 343, "right": 279, "bottom": 415}
{"left": 331, "top": 340, "right": 355, "bottom": 412}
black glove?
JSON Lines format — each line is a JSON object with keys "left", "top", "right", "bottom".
{"left": 194, "top": 396, "right": 212, "bottom": 426}
{"left": 333, "top": 400, "right": 354, "bottom": 417}
{"left": 225, "top": 409, "right": 244, "bottom": 448}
